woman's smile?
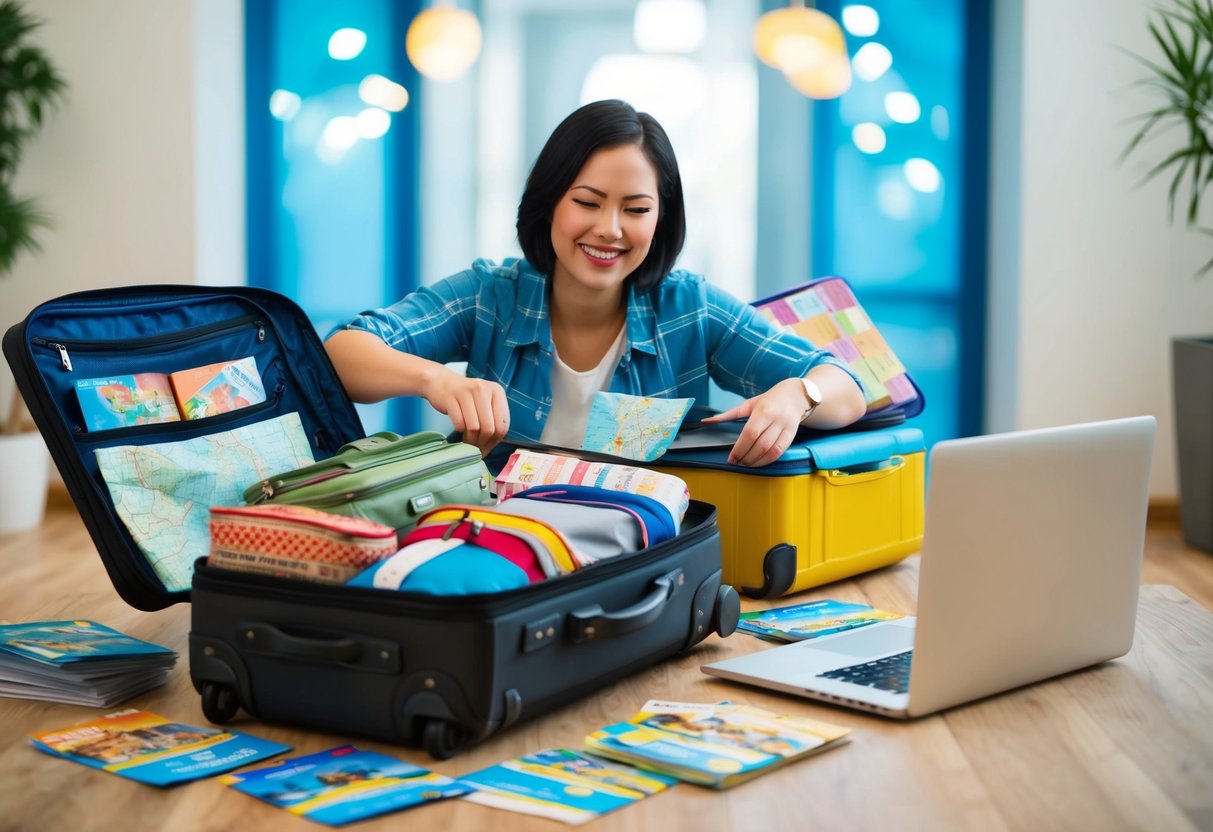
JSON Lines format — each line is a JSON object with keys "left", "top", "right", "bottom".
{"left": 579, "top": 243, "right": 629, "bottom": 265}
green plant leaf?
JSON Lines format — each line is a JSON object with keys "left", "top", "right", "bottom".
{"left": 1123, "top": 0, "right": 1213, "bottom": 268}
{"left": 0, "top": 183, "right": 51, "bottom": 273}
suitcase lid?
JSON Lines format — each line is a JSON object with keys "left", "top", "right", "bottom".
{"left": 659, "top": 425, "right": 925, "bottom": 475}
{"left": 752, "top": 276, "right": 926, "bottom": 421}
{"left": 3, "top": 285, "right": 365, "bottom": 610}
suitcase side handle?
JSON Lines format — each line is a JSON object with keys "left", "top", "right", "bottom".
{"left": 567, "top": 568, "right": 684, "bottom": 643}
{"left": 823, "top": 455, "right": 906, "bottom": 484}
{"left": 237, "top": 621, "right": 402, "bottom": 673}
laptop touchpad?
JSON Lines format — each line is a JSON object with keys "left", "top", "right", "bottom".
{"left": 814, "top": 625, "right": 915, "bottom": 658}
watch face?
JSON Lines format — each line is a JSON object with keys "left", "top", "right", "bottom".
{"left": 802, "top": 377, "right": 823, "bottom": 406}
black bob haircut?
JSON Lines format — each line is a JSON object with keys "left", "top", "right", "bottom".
{"left": 516, "top": 99, "right": 686, "bottom": 293}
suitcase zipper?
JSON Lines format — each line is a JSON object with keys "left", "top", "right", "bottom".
{"left": 31, "top": 315, "right": 266, "bottom": 371}
{"left": 249, "top": 453, "right": 486, "bottom": 506}
{"left": 192, "top": 504, "right": 716, "bottom": 617}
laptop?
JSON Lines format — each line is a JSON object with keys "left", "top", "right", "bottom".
{"left": 702, "top": 416, "right": 1156, "bottom": 718}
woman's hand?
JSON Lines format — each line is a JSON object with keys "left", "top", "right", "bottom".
{"left": 324, "top": 330, "right": 512, "bottom": 458}
{"left": 423, "top": 371, "right": 511, "bottom": 457}
{"left": 700, "top": 377, "right": 807, "bottom": 467}
{"left": 699, "top": 365, "right": 866, "bottom": 467}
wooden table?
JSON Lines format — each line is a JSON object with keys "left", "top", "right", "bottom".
{"left": 1, "top": 514, "right": 1211, "bottom": 832}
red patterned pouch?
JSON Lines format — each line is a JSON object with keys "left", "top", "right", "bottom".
{"left": 208, "top": 504, "right": 399, "bottom": 584}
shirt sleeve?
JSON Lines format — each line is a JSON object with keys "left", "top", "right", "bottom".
{"left": 333, "top": 267, "right": 490, "bottom": 364}
{"left": 702, "top": 282, "right": 863, "bottom": 398}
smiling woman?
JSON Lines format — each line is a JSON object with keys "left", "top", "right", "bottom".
{"left": 324, "top": 99, "right": 866, "bottom": 469}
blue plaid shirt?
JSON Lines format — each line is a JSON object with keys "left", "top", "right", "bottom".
{"left": 339, "top": 258, "right": 855, "bottom": 443}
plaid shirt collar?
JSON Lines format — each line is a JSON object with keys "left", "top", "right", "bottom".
{"left": 503, "top": 259, "right": 658, "bottom": 356}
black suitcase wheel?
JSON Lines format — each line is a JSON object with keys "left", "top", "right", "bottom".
{"left": 713, "top": 584, "right": 741, "bottom": 637}
{"left": 740, "top": 542, "right": 797, "bottom": 598}
{"left": 201, "top": 682, "right": 240, "bottom": 724}
{"left": 422, "top": 718, "right": 466, "bottom": 760}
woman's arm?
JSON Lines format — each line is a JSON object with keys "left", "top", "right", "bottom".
{"left": 700, "top": 364, "right": 866, "bottom": 467}
{"left": 325, "top": 328, "right": 510, "bottom": 456}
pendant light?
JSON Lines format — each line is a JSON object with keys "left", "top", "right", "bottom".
{"left": 406, "top": 1, "right": 483, "bottom": 82}
{"left": 752, "top": 0, "right": 851, "bottom": 99}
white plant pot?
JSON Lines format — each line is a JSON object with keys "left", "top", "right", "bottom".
{"left": 0, "top": 431, "right": 50, "bottom": 535}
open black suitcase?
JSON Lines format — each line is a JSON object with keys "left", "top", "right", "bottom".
{"left": 4, "top": 285, "right": 740, "bottom": 758}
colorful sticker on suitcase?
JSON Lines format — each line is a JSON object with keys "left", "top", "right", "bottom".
{"left": 222, "top": 746, "right": 470, "bottom": 826}
{"left": 754, "top": 279, "right": 918, "bottom": 414}
{"left": 460, "top": 748, "right": 677, "bottom": 826}
{"left": 29, "top": 709, "right": 290, "bottom": 786}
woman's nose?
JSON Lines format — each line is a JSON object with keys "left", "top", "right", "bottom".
{"left": 595, "top": 211, "right": 623, "bottom": 240}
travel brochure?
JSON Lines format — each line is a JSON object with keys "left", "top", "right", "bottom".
{"left": 0, "top": 620, "right": 176, "bottom": 707}
{"left": 584, "top": 700, "right": 850, "bottom": 789}
{"left": 29, "top": 709, "right": 290, "bottom": 787}
{"left": 459, "top": 747, "right": 677, "bottom": 825}
{"left": 74, "top": 355, "right": 266, "bottom": 432}
{"left": 24, "top": 698, "right": 853, "bottom": 822}
{"left": 223, "top": 745, "right": 469, "bottom": 826}
{"left": 738, "top": 599, "right": 905, "bottom": 642}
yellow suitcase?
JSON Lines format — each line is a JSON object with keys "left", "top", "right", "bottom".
{"left": 654, "top": 427, "right": 925, "bottom": 598}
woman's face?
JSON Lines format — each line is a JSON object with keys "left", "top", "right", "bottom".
{"left": 549, "top": 143, "right": 660, "bottom": 299}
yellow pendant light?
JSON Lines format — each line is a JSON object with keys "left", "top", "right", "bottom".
{"left": 785, "top": 51, "right": 852, "bottom": 99}
{"left": 752, "top": 0, "right": 850, "bottom": 99}
{"left": 405, "top": 2, "right": 483, "bottom": 82}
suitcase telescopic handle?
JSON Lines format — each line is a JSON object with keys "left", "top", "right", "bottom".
{"left": 567, "top": 568, "right": 684, "bottom": 643}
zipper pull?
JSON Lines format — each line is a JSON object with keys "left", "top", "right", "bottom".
{"left": 441, "top": 518, "right": 464, "bottom": 540}
{"left": 250, "top": 482, "right": 273, "bottom": 504}
{"left": 441, "top": 509, "right": 472, "bottom": 540}
{"left": 54, "top": 343, "right": 72, "bottom": 371}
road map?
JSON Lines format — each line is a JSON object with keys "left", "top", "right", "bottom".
{"left": 95, "top": 412, "right": 315, "bottom": 592}
{"left": 581, "top": 392, "right": 694, "bottom": 462}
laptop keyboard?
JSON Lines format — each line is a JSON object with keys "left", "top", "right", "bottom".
{"left": 817, "top": 650, "right": 913, "bottom": 694}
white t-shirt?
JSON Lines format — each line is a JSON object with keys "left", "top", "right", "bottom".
{"left": 539, "top": 326, "right": 627, "bottom": 449}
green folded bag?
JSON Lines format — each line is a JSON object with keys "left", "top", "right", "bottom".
{"left": 242, "top": 431, "right": 492, "bottom": 536}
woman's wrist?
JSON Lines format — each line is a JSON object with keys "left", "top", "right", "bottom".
{"left": 796, "top": 375, "right": 824, "bottom": 424}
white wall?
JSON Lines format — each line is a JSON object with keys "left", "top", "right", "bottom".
{"left": 0, "top": 0, "right": 243, "bottom": 427}
{"left": 990, "top": 0, "right": 1213, "bottom": 498}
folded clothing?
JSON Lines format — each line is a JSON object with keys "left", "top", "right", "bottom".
{"left": 494, "top": 450, "right": 689, "bottom": 531}
{"left": 208, "top": 503, "right": 399, "bottom": 584}
{"left": 346, "top": 536, "right": 530, "bottom": 595}
{"left": 346, "top": 485, "right": 673, "bottom": 594}
{"left": 500, "top": 484, "right": 677, "bottom": 554}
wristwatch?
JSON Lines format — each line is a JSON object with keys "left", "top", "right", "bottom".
{"left": 798, "top": 376, "right": 823, "bottom": 422}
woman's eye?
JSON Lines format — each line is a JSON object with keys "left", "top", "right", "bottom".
{"left": 626, "top": 207, "right": 652, "bottom": 215}
{"left": 572, "top": 198, "right": 598, "bottom": 208}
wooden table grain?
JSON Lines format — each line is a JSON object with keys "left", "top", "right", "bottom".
{"left": 1, "top": 512, "right": 1211, "bottom": 832}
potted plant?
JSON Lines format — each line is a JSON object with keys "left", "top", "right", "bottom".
{"left": 1122, "top": 0, "right": 1213, "bottom": 552}
{"left": 0, "top": 0, "right": 65, "bottom": 534}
